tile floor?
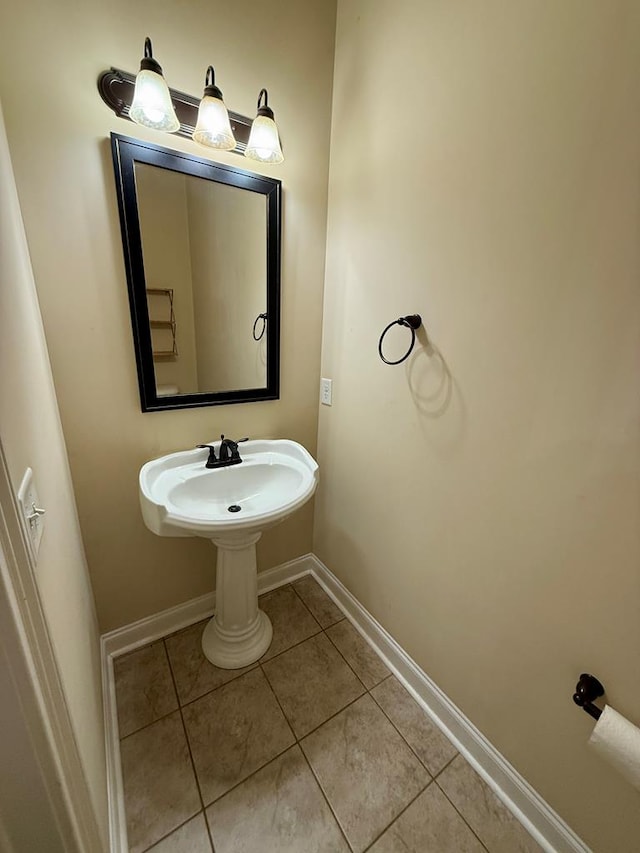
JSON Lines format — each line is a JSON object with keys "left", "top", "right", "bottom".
{"left": 114, "top": 576, "right": 543, "bottom": 853}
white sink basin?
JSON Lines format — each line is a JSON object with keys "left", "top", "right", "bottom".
{"left": 139, "top": 439, "right": 319, "bottom": 670}
{"left": 140, "top": 439, "right": 319, "bottom": 538}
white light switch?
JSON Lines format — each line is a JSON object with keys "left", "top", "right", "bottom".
{"left": 17, "top": 468, "right": 45, "bottom": 561}
{"left": 320, "top": 378, "right": 332, "bottom": 406}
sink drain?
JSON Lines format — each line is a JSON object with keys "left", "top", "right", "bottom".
{"left": 228, "top": 505, "right": 242, "bottom": 513}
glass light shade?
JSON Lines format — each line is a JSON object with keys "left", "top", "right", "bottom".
{"left": 245, "top": 115, "right": 284, "bottom": 164}
{"left": 130, "top": 69, "right": 179, "bottom": 132}
{"left": 193, "top": 95, "right": 236, "bottom": 150}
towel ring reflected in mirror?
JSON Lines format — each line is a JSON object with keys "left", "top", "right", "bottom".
{"left": 253, "top": 312, "right": 267, "bottom": 341}
{"left": 111, "top": 133, "right": 281, "bottom": 412}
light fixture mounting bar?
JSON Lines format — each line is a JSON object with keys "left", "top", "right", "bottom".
{"left": 98, "top": 68, "right": 252, "bottom": 152}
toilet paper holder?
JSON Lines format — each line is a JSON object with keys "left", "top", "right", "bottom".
{"left": 573, "top": 673, "right": 605, "bottom": 720}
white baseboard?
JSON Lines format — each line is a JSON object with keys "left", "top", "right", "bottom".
{"left": 101, "top": 643, "right": 128, "bottom": 853}
{"left": 101, "top": 554, "right": 316, "bottom": 852}
{"left": 101, "top": 552, "right": 589, "bottom": 853}
{"left": 307, "top": 555, "right": 590, "bottom": 853}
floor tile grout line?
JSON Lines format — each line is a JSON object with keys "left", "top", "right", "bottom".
{"left": 162, "top": 638, "right": 211, "bottom": 834}
{"left": 175, "top": 702, "right": 218, "bottom": 852}
{"left": 433, "top": 774, "right": 492, "bottom": 853}
{"left": 117, "top": 705, "right": 180, "bottom": 742}
{"left": 301, "top": 689, "right": 366, "bottom": 741}
{"left": 315, "top": 591, "right": 466, "bottom": 791}
{"left": 258, "top": 624, "right": 324, "bottom": 666}
{"left": 138, "top": 811, "right": 209, "bottom": 853}
{"left": 298, "top": 679, "right": 428, "bottom": 853}
{"left": 175, "top": 684, "right": 295, "bottom": 832}
{"left": 295, "top": 690, "right": 441, "bottom": 853}
{"left": 367, "top": 680, "right": 454, "bottom": 779}
{"left": 176, "top": 647, "right": 294, "bottom": 812}
{"left": 118, "top": 684, "right": 448, "bottom": 853}
{"left": 432, "top": 752, "right": 459, "bottom": 781}
{"left": 360, "top": 777, "right": 433, "bottom": 853}
{"left": 299, "top": 578, "right": 476, "bottom": 808}
{"left": 115, "top": 640, "right": 207, "bottom": 852}
{"left": 290, "top": 579, "right": 345, "bottom": 630}
{"left": 113, "top": 639, "right": 181, "bottom": 741}
{"left": 201, "top": 806, "right": 217, "bottom": 853}
{"left": 142, "top": 584, "right": 352, "bottom": 723}
{"left": 130, "top": 728, "right": 206, "bottom": 847}
{"left": 178, "top": 700, "right": 426, "bottom": 853}
{"left": 298, "top": 742, "right": 355, "bottom": 852}
{"left": 287, "top": 681, "right": 366, "bottom": 743}
{"left": 201, "top": 741, "right": 296, "bottom": 810}
{"left": 260, "top": 641, "right": 378, "bottom": 745}
{"left": 164, "top": 620, "right": 258, "bottom": 707}
{"left": 162, "top": 583, "right": 352, "bottom": 712}
{"left": 259, "top": 655, "right": 364, "bottom": 743}
{"left": 176, "top": 711, "right": 209, "bottom": 836}
{"left": 117, "top": 660, "right": 257, "bottom": 742}
{"left": 257, "top": 660, "right": 298, "bottom": 743}
{"left": 282, "top": 581, "right": 323, "bottom": 627}
{"left": 117, "top": 583, "right": 487, "bottom": 853}
{"left": 159, "top": 597, "right": 320, "bottom": 648}
{"left": 195, "top": 733, "right": 484, "bottom": 853}
{"left": 322, "top": 622, "right": 387, "bottom": 692}
{"left": 128, "top": 582, "right": 345, "bottom": 726}
{"left": 173, "top": 663, "right": 259, "bottom": 713}
{"left": 195, "top": 737, "right": 353, "bottom": 853}
{"left": 321, "top": 633, "right": 369, "bottom": 694}
{"left": 121, "top": 631, "right": 366, "bottom": 842}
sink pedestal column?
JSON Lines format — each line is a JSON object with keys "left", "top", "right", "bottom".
{"left": 201, "top": 532, "right": 273, "bottom": 669}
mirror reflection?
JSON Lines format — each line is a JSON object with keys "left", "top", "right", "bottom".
{"left": 111, "top": 133, "right": 281, "bottom": 412}
{"left": 135, "top": 163, "right": 267, "bottom": 396}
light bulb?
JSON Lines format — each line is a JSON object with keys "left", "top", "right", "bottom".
{"left": 193, "top": 67, "right": 236, "bottom": 150}
{"left": 245, "top": 89, "right": 284, "bottom": 164}
{"left": 129, "top": 38, "right": 179, "bottom": 133}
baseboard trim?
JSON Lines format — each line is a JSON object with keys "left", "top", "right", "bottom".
{"left": 307, "top": 555, "right": 590, "bottom": 853}
{"left": 101, "top": 554, "right": 316, "bottom": 852}
{"left": 101, "top": 552, "right": 589, "bottom": 853}
{"left": 101, "top": 646, "right": 127, "bottom": 853}
{"left": 102, "top": 555, "right": 316, "bottom": 661}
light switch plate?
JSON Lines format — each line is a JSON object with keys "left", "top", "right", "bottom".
{"left": 17, "top": 468, "right": 45, "bottom": 561}
{"left": 320, "top": 377, "right": 332, "bottom": 406}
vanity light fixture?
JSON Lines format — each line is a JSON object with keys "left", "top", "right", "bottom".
{"left": 98, "top": 38, "right": 284, "bottom": 164}
{"left": 129, "top": 38, "right": 179, "bottom": 132}
{"left": 245, "top": 89, "right": 284, "bottom": 164}
{"left": 192, "top": 66, "right": 236, "bottom": 150}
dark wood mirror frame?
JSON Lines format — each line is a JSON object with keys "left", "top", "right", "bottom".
{"left": 111, "top": 133, "right": 281, "bottom": 412}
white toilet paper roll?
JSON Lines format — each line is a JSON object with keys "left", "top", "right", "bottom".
{"left": 588, "top": 705, "right": 640, "bottom": 791}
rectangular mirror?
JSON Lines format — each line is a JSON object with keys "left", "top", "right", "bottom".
{"left": 111, "top": 133, "right": 281, "bottom": 411}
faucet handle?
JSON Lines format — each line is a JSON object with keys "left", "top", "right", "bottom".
{"left": 219, "top": 435, "right": 249, "bottom": 445}
{"left": 219, "top": 435, "right": 249, "bottom": 462}
{"left": 196, "top": 443, "right": 217, "bottom": 462}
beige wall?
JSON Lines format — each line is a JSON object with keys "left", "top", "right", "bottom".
{"left": 187, "top": 180, "right": 266, "bottom": 391}
{"left": 315, "top": 1, "right": 640, "bottom": 851}
{"left": 0, "top": 104, "right": 107, "bottom": 845}
{"left": 0, "top": 641, "right": 65, "bottom": 852}
{"left": 136, "top": 164, "right": 199, "bottom": 393}
{"left": 0, "top": 0, "right": 336, "bottom": 631}
{"left": 3, "top": 0, "right": 636, "bottom": 845}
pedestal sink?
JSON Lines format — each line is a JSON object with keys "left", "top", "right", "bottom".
{"left": 139, "top": 439, "right": 319, "bottom": 668}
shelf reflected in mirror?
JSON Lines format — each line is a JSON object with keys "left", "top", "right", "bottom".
{"left": 111, "top": 134, "right": 281, "bottom": 411}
